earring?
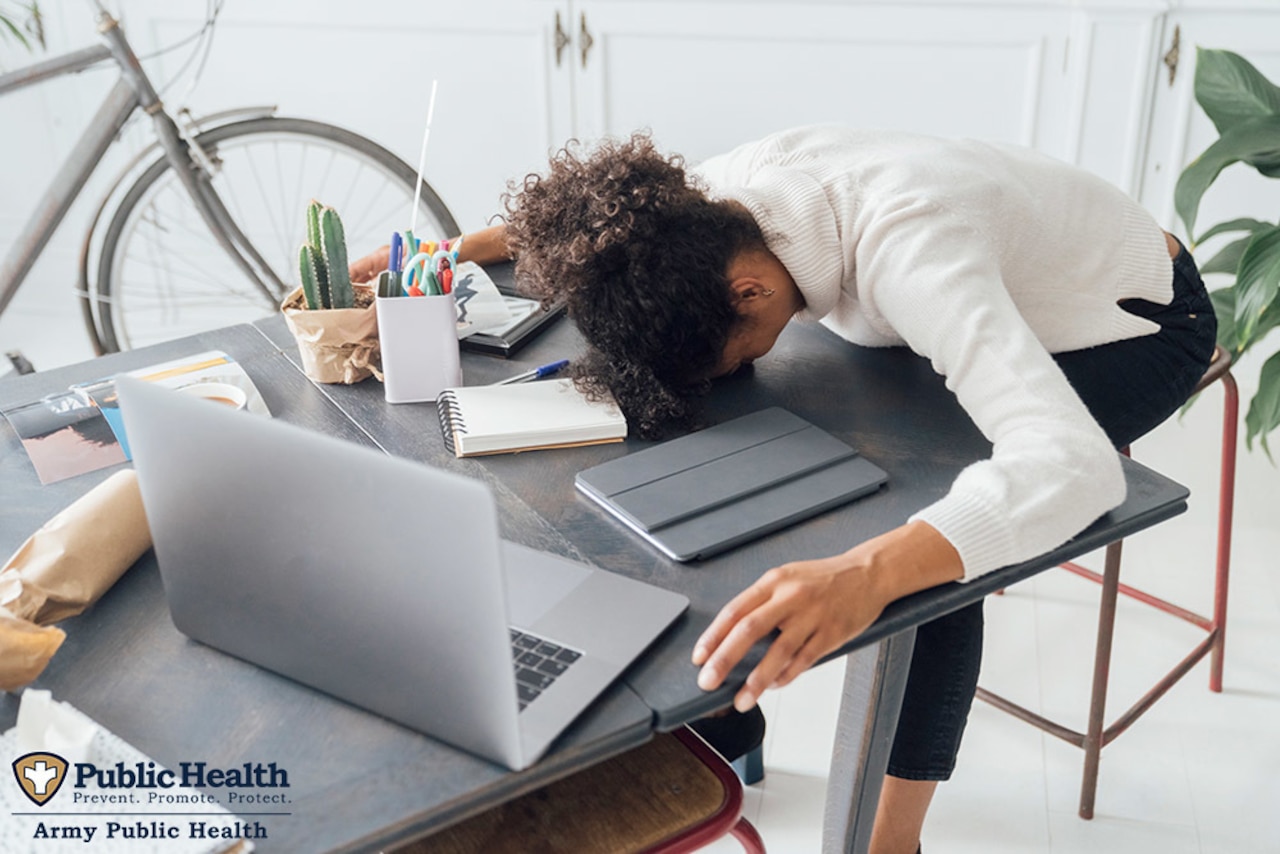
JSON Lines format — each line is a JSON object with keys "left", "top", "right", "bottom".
{"left": 762, "top": 288, "right": 775, "bottom": 297}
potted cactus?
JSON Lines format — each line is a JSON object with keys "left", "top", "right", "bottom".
{"left": 281, "top": 201, "right": 381, "bottom": 384}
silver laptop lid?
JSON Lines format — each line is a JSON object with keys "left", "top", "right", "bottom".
{"left": 117, "top": 376, "right": 524, "bottom": 769}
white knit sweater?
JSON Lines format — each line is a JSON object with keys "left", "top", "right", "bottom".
{"left": 693, "top": 126, "right": 1174, "bottom": 581}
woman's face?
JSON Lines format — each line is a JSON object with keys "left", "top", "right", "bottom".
{"left": 710, "top": 248, "right": 803, "bottom": 378}
{"left": 712, "top": 315, "right": 789, "bottom": 378}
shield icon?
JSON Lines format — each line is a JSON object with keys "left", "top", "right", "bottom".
{"left": 12, "top": 752, "right": 70, "bottom": 807}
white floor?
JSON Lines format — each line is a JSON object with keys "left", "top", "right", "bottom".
{"left": 4, "top": 259, "right": 1279, "bottom": 854}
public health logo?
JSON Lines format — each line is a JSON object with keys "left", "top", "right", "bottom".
{"left": 12, "top": 752, "right": 69, "bottom": 807}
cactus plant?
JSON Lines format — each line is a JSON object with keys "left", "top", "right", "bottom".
{"left": 321, "top": 206, "right": 353, "bottom": 309}
{"left": 305, "top": 200, "right": 330, "bottom": 307}
{"left": 298, "top": 244, "right": 322, "bottom": 310}
{"left": 296, "top": 200, "right": 354, "bottom": 310}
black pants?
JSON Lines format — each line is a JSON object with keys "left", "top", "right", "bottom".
{"left": 886, "top": 243, "right": 1218, "bottom": 780}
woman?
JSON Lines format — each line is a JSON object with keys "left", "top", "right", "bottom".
{"left": 354, "top": 127, "right": 1216, "bottom": 854}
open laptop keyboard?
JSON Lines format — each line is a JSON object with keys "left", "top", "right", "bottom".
{"left": 509, "top": 629, "right": 582, "bottom": 712}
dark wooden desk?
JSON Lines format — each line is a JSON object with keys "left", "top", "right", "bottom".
{"left": 254, "top": 307, "right": 1189, "bottom": 852}
{"left": 1, "top": 315, "right": 1188, "bottom": 854}
{"left": 0, "top": 325, "right": 655, "bottom": 854}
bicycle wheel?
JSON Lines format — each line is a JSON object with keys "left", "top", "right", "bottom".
{"left": 93, "top": 116, "right": 460, "bottom": 352}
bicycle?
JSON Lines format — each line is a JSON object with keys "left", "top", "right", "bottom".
{"left": 0, "top": 1, "right": 459, "bottom": 356}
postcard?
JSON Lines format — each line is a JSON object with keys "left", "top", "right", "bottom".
{"left": 3, "top": 350, "right": 269, "bottom": 485}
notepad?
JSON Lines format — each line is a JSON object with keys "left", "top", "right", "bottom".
{"left": 436, "top": 378, "right": 627, "bottom": 457}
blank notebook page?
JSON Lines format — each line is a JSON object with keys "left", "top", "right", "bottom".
{"left": 437, "top": 378, "right": 627, "bottom": 456}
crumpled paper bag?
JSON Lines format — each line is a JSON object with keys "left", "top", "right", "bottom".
{"left": 0, "top": 470, "right": 151, "bottom": 690}
{"left": 281, "top": 284, "right": 383, "bottom": 384}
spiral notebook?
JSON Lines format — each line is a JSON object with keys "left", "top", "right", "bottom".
{"left": 436, "top": 378, "right": 627, "bottom": 457}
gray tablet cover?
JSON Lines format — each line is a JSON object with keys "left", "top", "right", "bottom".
{"left": 575, "top": 408, "right": 888, "bottom": 561}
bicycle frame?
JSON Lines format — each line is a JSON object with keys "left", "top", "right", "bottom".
{"left": 0, "top": 9, "right": 286, "bottom": 325}
{"left": 0, "top": 43, "right": 131, "bottom": 319}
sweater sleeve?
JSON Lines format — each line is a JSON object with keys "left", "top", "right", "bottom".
{"left": 856, "top": 198, "right": 1127, "bottom": 581}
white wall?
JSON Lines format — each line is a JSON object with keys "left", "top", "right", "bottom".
{"left": 2, "top": 0, "right": 1278, "bottom": 483}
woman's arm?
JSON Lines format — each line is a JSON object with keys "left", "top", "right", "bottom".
{"left": 347, "top": 224, "right": 512, "bottom": 283}
{"left": 455, "top": 224, "right": 512, "bottom": 266}
{"left": 691, "top": 520, "right": 964, "bottom": 712}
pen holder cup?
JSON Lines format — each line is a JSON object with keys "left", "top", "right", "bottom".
{"left": 376, "top": 294, "right": 462, "bottom": 404}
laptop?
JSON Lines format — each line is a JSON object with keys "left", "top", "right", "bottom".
{"left": 116, "top": 376, "right": 688, "bottom": 771}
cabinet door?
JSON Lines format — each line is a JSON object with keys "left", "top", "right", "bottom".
{"left": 1138, "top": 8, "right": 1280, "bottom": 237}
{"left": 1059, "top": 6, "right": 1167, "bottom": 197}
{"left": 144, "top": 0, "right": 571, "bottom": 230}
{"left": 570, "top": 1, "right": 1073, "bottom": 166}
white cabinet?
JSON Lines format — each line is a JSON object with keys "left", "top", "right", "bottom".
{"left": 571, "top": 1, "right": 1075, "bottom": 167}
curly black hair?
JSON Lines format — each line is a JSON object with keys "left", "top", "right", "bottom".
{"left": 503, "top": 132, "right": 766, "bottom": 439}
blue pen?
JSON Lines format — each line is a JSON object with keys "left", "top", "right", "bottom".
{"left": 493, "top": 359, "right": 570, "bottom": 385}
{"left": 389, "top": 232, "right": 403, "bottom": 274}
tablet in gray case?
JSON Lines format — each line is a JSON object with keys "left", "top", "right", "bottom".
{"left": 575, "top": 407, "right": 888, "bottom": 561}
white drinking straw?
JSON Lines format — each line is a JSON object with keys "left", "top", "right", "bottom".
{"left": 409, "top": 79, "right": 439, "bottom": 237}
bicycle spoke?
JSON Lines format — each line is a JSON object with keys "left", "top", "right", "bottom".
{"left": 121, "top": 250, "right": 259, "bottom": 296}
{"left": 112, "top": 294, "right": 268, "bottom": 309}
{"left": 335, "top": 159, "right": 367, "bottom": 219}
{"left": 347, "top": 175, "right": 401, "bottom": 238}
{"left": 136, "top": 195, "right": 232, "bottom": 249}
{"left": 292, "top": 142, "right": 310, "bottom": 227}
{"left": 243, "top": 148, "right": 293, "bottom": 273}
{"left": 208, "top": 161, "right": 260, "bottom": 266}
{"left": 273, "top": 141, "right": 294, "bottom": 264}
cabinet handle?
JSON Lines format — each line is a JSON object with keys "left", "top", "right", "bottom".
{"left": 579, "top": 12, "right": 594, "bottom": 69}
{"left": 554, "top": 11, "right": 570, "bottom": 68}
{"left": 1162, "top": 24, "right": 1180, "bottom": 86}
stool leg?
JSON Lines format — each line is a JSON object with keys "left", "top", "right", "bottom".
{"left": 1080, "top": 539, "right": 1123, "bottom": 820}
{"left": 729, "top": 817, "right": 767, "bottom": 854}
{"left": 1210, "top": 371, "right": 1239, "bottom": 693}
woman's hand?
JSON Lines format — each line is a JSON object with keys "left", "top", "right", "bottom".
{"left": 692, "top": 521, "right": 965, "bottom": 712}
{"left": 348, "top": 245, "right": 390, "bottom": 284}
{"left": 347, "top": 224, "right": 512, "bottom": 283}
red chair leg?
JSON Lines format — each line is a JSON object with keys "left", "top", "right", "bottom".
{"left": 1080, "top": 539, "right": 1124, "bottom": 820}
{"left": 729, "top": 817, "right": 767, "bottom": 854}
{"left": 1210, "top": 371, "right": 1238, "bottom": 693}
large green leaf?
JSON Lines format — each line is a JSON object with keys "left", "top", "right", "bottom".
{"left": 1200, "top": 236, "right": 1250, "bottom": 276}
{"left": 1244, "top": 348, "right": 1280, "bottom": 459}
{"left": 1209, "top": 287, "right": 1240, "bottom": 353}
{"left": 1233, "top": 225, "right": 1280, "bottom": 342}
{"left": 1175, "top": 116, "right": 1280, "bottom": 238}
{"left": 1195, "top": 48, "right": 1280, "bottom": 135}
{"left": 1245, "top": 299, "right": 1280, "bottom": 359}
{"left": 1196, "top": 219, "right": 1274, "bottom": 276}
{"left": 1196, "top": 217, "right": 1273, "bottom": 245}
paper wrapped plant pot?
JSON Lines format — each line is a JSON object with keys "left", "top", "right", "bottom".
{"left": 281, "top": 284, "right": 381, "bottom": 384}
{"left": 280, "top": 201, "right": 381, "bottom": 384}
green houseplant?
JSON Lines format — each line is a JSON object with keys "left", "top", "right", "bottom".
{"left": 297, "top": 200, "right": 356, "bottom": 311}
{"left": 281, "top": 200, "right": 380, "bottom": 383}
{"left": 1176, "top": 47, "right": 1280, "bottom": 457}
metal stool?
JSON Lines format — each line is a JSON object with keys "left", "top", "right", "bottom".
{"left": 398, "top": 727, "right": 766, "bottom": 853}
{"left": 977, "top": 344, "right": 1237, "bottom": 819}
